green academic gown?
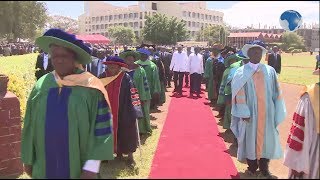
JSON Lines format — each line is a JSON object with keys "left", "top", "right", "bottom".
{"left": 136, "top": 59, "right": 161, "bottom": 105}
{"left": 128, "top": 66, "right": 152, "bottom": 134}
{"left": 218, "top": 61, "right": 242, "bottom": 129}
{"left": 21, "top": 70, "right": 114, "bottom": 179}
{"left": 204, "top": 57, "right": 214, "bottom": 101}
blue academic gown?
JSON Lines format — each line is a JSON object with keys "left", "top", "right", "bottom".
{"left": 231, "top": 63, "right": 286, "bottom": 161}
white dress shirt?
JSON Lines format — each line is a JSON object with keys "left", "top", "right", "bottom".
{"left": 43, "top": 53, "right": 49, "bottom": 70}
{"left": 170, "top": 51, "right": 189, "bottom": 72}
{"left": 97, "top": 57, "right": 106, "bottom": 76}
{"left": 188, "top": 53, "right": 204, "bottom": 74}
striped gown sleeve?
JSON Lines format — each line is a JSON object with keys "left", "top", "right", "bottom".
{"left": 129, "top": 76, "right": 143, "bottom": 118}
{"left": 86, "top": 93, "right": 114, "bottom": 160}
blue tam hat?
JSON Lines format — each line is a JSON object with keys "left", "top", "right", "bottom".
{"left": 103, "top": 56, "right": 128, "bottom": 68}
{"left": 137, "top": 48, "right": 151, "bottom": 56}
{"left": 35, "top": 28, "right": 92, "bottom": 65}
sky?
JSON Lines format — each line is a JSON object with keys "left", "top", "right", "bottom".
{"left": 43, "top": 1, "right": 319, "bottom": 28}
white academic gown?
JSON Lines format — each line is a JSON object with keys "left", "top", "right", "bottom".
{"left": 283, "top": 93, "right": 319, "bottom": 179}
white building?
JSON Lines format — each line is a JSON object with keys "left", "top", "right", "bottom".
{"left": 78, "top": 1, "right": 224, "bottom": 39}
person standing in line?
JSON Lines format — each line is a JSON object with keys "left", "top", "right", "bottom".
{"left": 169, "top": 45, "right": 189, "bottom": 97}
{"left": 21, "top": 28, "right": 114, "bottom": 179}
{"left": 231, "top": 40, "right": 286, "bottom": 178}
{"left": 159, "top": 46, "right": 173, "bottom": 88}
{"left": 136, "top": 48, "right": 161, "bottom": 109}
{"left": 283, "top": 68, "right": 319, "bottom": 179}
{"left": 120, "top": 50, "right": 153, "bottom": 136}
{"left": 183, "top": 46, "right": 192, "bottom": 88}
{"left": 99, "top": 56, "right": 143, "bottom": 168}
{"left": 35, "top": 49, "right": 54, "bottom": 80}
{"left": 86, "top": 48, "right": 107, "bottom": 77}
{"left": 267, "top": 46, "right": 282, "bottom": 74}
{"left": 188, "top": 47, "right": 204, "bottom": 98}
{"left": 217, "top": 54, "right": 243, "bottom": 132}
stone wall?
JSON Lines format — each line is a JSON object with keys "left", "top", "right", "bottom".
{"left": 0, "top": 91, "right": 23, "bottom": 177}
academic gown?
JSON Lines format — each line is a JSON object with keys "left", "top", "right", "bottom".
{"left": 127, "top": 66, "right": 152, "bottom": 134}
{"left": 283, "top": 84, "right": 319, "bottom": 179}
{"left": 21, "top": 69, "right": 114, "bottom": 179}
{"left": 218, "top": 61, "right": 242, "bottom": 129}
{"left": 100, "top": 71, "right": 143, "bottom": 154}
{"left": 204, "top": 57, "right": 214, "bottom": 101}
{"left": 231, "top": 63, "right": 286, "bottom": 161}
{"left": 136, "top": 59, "right": 161, "bottom": 101}
{"left": 151, "top": 56, "right": 166, "bottom": 105}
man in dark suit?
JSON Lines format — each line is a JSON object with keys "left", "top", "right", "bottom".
{"left": 159, "top": 46, "right": 172, "bottom": 87}
{"left": 86, "top": 49, "right": 106, "bottom": 77}
{"left": 35, "top": 50, "right": 54, "bottom": 80}
{"left": 268, "top": 46, "right": 282, "bottom": 74}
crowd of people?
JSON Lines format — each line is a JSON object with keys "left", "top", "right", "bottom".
{"left": 0, "top": 43, "right": 37, "bottom": 56}
{"left": 21, "top": 28, "right": 319, "bottom": 179}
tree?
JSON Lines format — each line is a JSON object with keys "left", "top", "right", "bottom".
{"left": 0, "top": 1, "right": 47, "bottom": 41}
{"left": 142, "top": 13, "right": 188, "bottom": 45}
{"left": 108, "top": 26, "right": 135, "bottom": 45}
{"left": 280, "top": 32, "right": 305, "bottom": 51}
{"left": 47, "top": 15, "right": 79, "bottom": 34}
{"left": 196, "top": 25, "right": 229, "bottom": 46}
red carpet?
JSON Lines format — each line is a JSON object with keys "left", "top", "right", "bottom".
{"left": 149, "top": 85, "right": 239, "bottom": 179}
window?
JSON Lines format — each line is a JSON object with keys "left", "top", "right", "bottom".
{"left": 152, "top": 3, "right": 157, "bottom": 10}
{"left": 85, "top": 29, "right": 88, "bottom": 32}
{"left": 119, "top": 14, "right": 123, "bottom": 19}
{"left": 197, "top": 13, "right": 200, "bottom": 19}
{"left": 209, "top": 15, "right": 212, "bottom": 20}
{"left": 134, "top": 31, "right": 139, "bottom": 37}
{"left": 119, "top": 23, "right": 123, "bottom": 26}
{"left": 192, "top": 12, "right": 195, "bottom": 18}
{"left": 105, "top": 32, "right": 108, "bottom": 37}
{"left": 140, "top": 12, "right": 143, "bottom": 19}
{"left": 197, "top": 22, "right": 200, "bottom": 27}
{"left": 92, "top": 25, "right": 95, "bottom": 30}
{"left": 144, "top": 12, "right": 148, "bottom": 19}
{"left": 183, "top": 11, "right": 187, "bottom": 17}
{"left": 220, "top": 17, "right": 223, "bottom": 22}
{"left": 109, "top": 15, "right": 113, "bottom": 21}
{"left": 140, "top": 21, "right": 143, "bottom": 28}
{"left": 96, "top": 25, "right": 99, "bottom": 30}
{"left": 188, "top": 21, "right": 191, "bottom": 27}
{"left": 213, "top": 16, "right": 216, "bottom": 21}
{"left": 188, "top": 12, "right": 191, "bottom": 17}
{"left": 100, "top": 24, "right": 104, "bottom": 29}
{"left": 92, "top": 17, "right": 95, "bottom": 22}
{"left": 201, "top": 14, "right": 204, "bottom": 19}
{"left": 129, "top": 13, "right": 133, "bottom": 19}
{"left": 105, "top": 16, "right": 108, "bottom": 21}
{"left": 192, "top": 22, "right": 195, "bottom": 27}
{"left": 100, "top": 16, "right": 103, "bottom": 21}
{"left": 124, "top": 14, "right": 128, "bottom": 19}
{"left": 134, "top": 13, "right": 138, "bottom": 18}
{"left": 96, "top": 16, "right": 99, "bottom": 22}
{"left": 134, "top": 22, "right": 139, "bottom": 28}
{"left": 124, "top": 22, "right": 128, "bottom": 27}
{"left": 105, "top": 24, "right": 108, "bottom": 29}
{"left": 129, "top": 22, "right": 133, "bottom": 27}
{"left": 205, "top": 15, "right": 208, "bottom": 20}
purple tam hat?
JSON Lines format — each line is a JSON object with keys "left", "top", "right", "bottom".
{"left": 35, "top": 28, "right": 92, "bottom": 65}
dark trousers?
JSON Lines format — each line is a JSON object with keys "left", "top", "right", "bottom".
{"left": 166, "top": 71, "right": 172, "bottom": 87}
{"left": 190, "top": 73, "right": 202, "bottom": 94}
{"left": 173, "top": 71, "right": 184, "bottom": 94}
{"left": 184, "top": 72, "right": 189, "bottom": 85}
{"left": 246, "top": 158, "right": 270, "bottom": 173}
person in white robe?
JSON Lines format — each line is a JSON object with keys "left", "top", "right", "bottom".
{"left": 230, "top": 40, "right": 286, "bottom": 178}
{"left": 283, "top": 69, "right": 319, "bottom": 179}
